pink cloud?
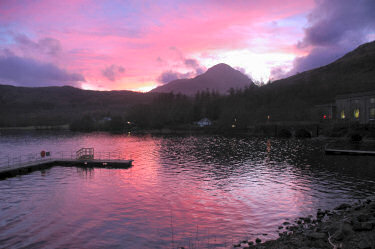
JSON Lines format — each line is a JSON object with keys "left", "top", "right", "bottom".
{"left": 0, "top": 0, "right": 315, "bottom": 90}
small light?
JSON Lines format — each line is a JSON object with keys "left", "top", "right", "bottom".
{"left": 341, "top": 110, "right": 345, "bottom": 119}
{"left": 354, "top": 109, "right": 359, "bottom": 119}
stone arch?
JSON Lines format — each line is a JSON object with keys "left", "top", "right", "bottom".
{"left": 295, "top": 128, "right": 312, "bottom": 138}
{"left": 278, "top": 129, "right": 292, "bottom": 138}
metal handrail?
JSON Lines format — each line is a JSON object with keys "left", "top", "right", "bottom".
{"left": 76, "top": 148, "right": 94, "bottom": 159}
{"left": 0, "top": 153, "right": 53, "bottom": 169}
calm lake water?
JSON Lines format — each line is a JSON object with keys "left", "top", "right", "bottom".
{"left": 1, "top": 131, "right": 375, "bottom": 248}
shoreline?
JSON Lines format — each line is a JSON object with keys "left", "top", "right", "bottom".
{"left": 1, "top": 122, "right": 375, "bottom": 140}
{"left": 234, "top": 198, "right": 375, "bottom": 249}
{"left": 0, "top": 124, "right": 70, "bottom": 131}
{"left": 1, "top": 127, "right": 375, "bottom": 144}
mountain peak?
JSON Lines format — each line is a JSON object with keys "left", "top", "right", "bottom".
{"left": 207, "top": 63, "right": 233, "bottom": 71}
{"left": 204, "top": 63, "right": 245, "bottom": 78}
{"left": 151, "top": 63, "right": 253, "bottom": 95}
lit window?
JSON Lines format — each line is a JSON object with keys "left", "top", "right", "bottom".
{"left": 341, "top": 110, "right": 345, "bottom": 119}
{"left": 370, "top": 108, "right": 375, "bottom": 119}
{"left": 354, "top": 109, "right": 360, "bottom": 119}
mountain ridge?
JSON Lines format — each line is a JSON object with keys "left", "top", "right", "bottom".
{"left": 267, "top": 40, "right": 375, "bottom": 104}
{"left": 0, "top": 83, "right": 157, "bottom": 127}
{"left": 1, "top": 40, "right": 374, "bottom": 127}
{"left": 151, "top": 63, "right": 253, "bottom": 95}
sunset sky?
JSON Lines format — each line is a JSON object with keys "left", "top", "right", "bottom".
{"left": 0, "top": 0, "right": 374, "bottom": 92}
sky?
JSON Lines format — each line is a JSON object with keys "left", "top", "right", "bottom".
{"left": 0, "top": 0, "right": 374, "bottom": 92}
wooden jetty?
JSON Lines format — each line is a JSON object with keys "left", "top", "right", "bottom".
{"left": 0, "top": 148, "right": 133, "bottom": 179}
{"left": 325, "top": 144, "right": 375, "bottom": 156}
{"left": 325, "top": 148, "right": 375, "bottom": 156}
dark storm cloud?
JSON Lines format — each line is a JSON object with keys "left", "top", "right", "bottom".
{"left": 291, "top": 46, "right": 348, "bottom": 74}
{"left": 156, "top": 57, "right": 206, "bottom": 84}
{"left": 184, "top": 58, "right": 200, "bottom": 68}
{"left": 102, "top": 65, "right": 125, "bottom": 81}
{"left": 270, "top": 66, "right": 289, "bottom": 81}
{"left": 195, "top": 67, "right": 204, "bottom": 75}
{"left": 0, "top": 55, "right": 85, "bottom": 87}
{"left": 157, "top": 70, "right": 194, "bottom": 84}
{"left": 272, "top": 0, "right": 375, "bottom": 79}
{"left": 184, "top": 58, "right": 205, "bottom": 74}
{"left": 299, "top": 0, "right": 375, "bottom": 48}
{"left": 14, "top": 34, "right": 62, "bottom": 56}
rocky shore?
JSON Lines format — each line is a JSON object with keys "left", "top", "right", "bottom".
{"left": 235, "top": 199, "right": 375, "bottom": 249}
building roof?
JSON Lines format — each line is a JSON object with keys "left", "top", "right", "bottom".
{"left": 314, "top": 103, "right": 335, "bottom": 108}
{"left": 335, "top": 90, "right": 375, "bottom": 100}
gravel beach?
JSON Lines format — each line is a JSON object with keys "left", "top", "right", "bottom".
{"left": 234, "top": 198, "right": 375, "bottom": 249}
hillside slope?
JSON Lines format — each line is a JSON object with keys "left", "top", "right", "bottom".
{"left": 0, "top": 85, "right": 156, "bottom": 127}
{"left": 267, "top": 40, "right": 375, "bottom": 105}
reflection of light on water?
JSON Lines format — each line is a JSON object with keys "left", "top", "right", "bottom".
{"left": 267, "top": 139, "right": 271, "bottom": 153}
{"left": 1, "top": 133, "right": 375, "bottom": 248}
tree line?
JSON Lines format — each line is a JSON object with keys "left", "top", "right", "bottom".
{"left": 70, "top": 81, "right": 321, "bottom": 132}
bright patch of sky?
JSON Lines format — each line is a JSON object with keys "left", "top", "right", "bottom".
{"left": 199, "top": 49, "right": 295, "bottom": 83}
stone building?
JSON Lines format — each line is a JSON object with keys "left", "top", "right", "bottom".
{"left": 335, "top": 91, "right": 375, "bottom": 124}
{"left": 196, "top": 118, "right": 212, "bottom": 127}
{"left": 314, "top": 104, "right": 336, "bottom": 121}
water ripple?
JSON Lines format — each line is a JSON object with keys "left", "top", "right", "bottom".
{"left": 1, "top": 132, "right": 375, "bottom": 248}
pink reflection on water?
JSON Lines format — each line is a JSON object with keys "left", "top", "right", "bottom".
{"left": 63, "top": 134, "right": 313, "bottom": 247}
{"left": 1, "top": 133, "right": 372, "bottom": 248}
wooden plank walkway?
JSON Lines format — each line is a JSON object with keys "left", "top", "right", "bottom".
{"left": 325, "top": 148, "right": 375, "bottom": 156}
{"left": 0, "top": 158, "right": 133, "bottom": 179}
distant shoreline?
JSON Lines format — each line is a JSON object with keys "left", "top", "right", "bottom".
{"left": 0, "top": 124, "right": 70, "bottom": 131}
{"left": 1, "top": 125, "right": 375, "bottom": 144}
